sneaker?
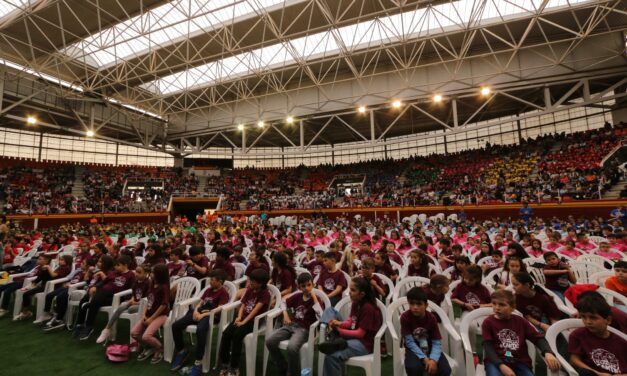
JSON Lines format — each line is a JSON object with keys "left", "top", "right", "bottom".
{"left": 13, "top": 311, "right": 33, "bottom": 321}
{"left": 218, "top": 366, "right": 229, "bottom": 376}
{"left": 137, "top": 348, "right": 155, "bottom": 361}
{"left": 79, "top": 326, "right": 94, "bottom": 341}
{"left": 34, "top": 312, "right": 53, "bottom": 324}
{"left": 190, "top": 364, "right": 202, "bottom": 376}
{"left": 0, "top": 309, "right": 8, "bottom": 318}
{"left": 96, "top": 328, "right": 110, "bottom": 344}
{"left": 150, "top": 351, "right": 164, "bottom": 365}
{"left": 170, "top": 349, "right": 189, "bottom": 372}
{"left": 44, "top": 319, "right": 66, "bottom": 332}
{"left": 72, "top": 324, "right": 83, "bottom": 338}
{"left": 227, "top": 367, "right": 239, "bottom": 376}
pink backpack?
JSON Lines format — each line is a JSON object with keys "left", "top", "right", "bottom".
{"left": 106, "top": 344, "right": 130, "bottom": 363}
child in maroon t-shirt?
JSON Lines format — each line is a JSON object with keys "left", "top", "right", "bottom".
{"left": 569, "top": 292, "right": 627, "bottom": 375}
{"left": 218, "top": 269, "right": 271, "bottom": 375}
{"left": 360, "top": 257, "right": 387, "bottom": 302}
{"left": 421, "top": 275, "right": 450, "bottom": 306}
{"left": 270, "top": 252, "right": 296, "bottom": 297}
{"left": 511, "top": 272, "right": 561, "bottom": 332}
{"left": 481, "top": 290, "right": 560, "bottom": 376}
{"left": 170, "top": 270, "right": 230, "bottom": 374}
{"left": 542, "top": 252, "right": 576, "bottom": 301}
{"left": 265, "top": 273, "right": 324, "bottom": 376}
{"left": 450, "top": 265, "right": 491, "bottom": 318}
{"left": 317, "top": 252, "right": 347, "bottom": 306}
{"left": 132, "top": 264, "right": 170, "bottom": 364}
{"left": 401, "top": 287, "right": 451, "bottom": 376}
{"left": 319, "top": 277, "right": 382, "bottom": 376}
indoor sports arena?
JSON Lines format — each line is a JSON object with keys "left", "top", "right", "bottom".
{"left": 0, "top": 1, "right": 626, "bottom": 375}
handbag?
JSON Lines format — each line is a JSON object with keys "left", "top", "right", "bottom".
{"left": 106, "top": 344, "right": 130, "bottom": 363}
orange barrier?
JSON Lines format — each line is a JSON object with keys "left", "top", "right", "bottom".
{"left": 7, "top": 212, "right": 169, "bottom": 230}
{"left": 217, "top": 199, "right": 627, "bottom": 220}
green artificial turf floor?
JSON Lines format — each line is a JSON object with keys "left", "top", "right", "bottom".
{"left": 0, "top": 315, "right": 393, "bottom": 376}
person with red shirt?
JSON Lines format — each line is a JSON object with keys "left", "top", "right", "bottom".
{"left": 217, "top": 269, "right": 271, "bottom": 376}
{"left": 316, "top": 252, "right": 348, "bottom": 306}
{"left": 167, "top": 247, "right": 185, "bottom": 279}
{"left": 265, "top": 273, "right": 324, "bottom": 376}
{"left": 451, "top": 265, "right": 492, "bottom": 317}
{"left": 211, "top": 247, "right": 236, "bottom": 282}
{"left": 569, "top": 292, "right": 627, "bottom": 376}
{"left": 184, "top": 246, "right": 209, "bottom": 279}
{"left": 421, "top": 275, "right": 450, "bottom": 306}
{"left": 402, "top": 287, "right": 451, "bottom": 376}
{"left": 305, "top": 249, "right": 325, "bottom": 278}
{"left": 170, "top": 270, "right": 230, "bottom": 374}
{"left": 360, "top": 257, "right": 387, "bottom": 302}
{"left": 133, "top": 263, "right": 170, "bottom": 364}
{"left": 605, "top": 260, "right": 627, "bottom": 300}
{"left": 542, "top": 251, "right": 576, "bottom": 301}
{"left": 318, "top": 277, "right": 382, "bottom": 376}
{"left": 74, "top": 255, "right": 135, "bottom": 341}
{"left": 482, "top": 290, "right": 560, "bottom": 376}
{"left": 511, "top": 272, "right": 561, "bottom": 332}
{"left": 96, "top": 264, "right": 152, "bottom": 344}
{"left": 270, "top": 252, "right": 296, "bottom": 297}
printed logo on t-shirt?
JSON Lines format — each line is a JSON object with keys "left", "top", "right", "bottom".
{"left": 350, "top": 315, "right": 357, "bottom": 330}
{"left": 114, "top": 276, "right": 127, "bottom": 287}
{"left": 412, "top": 327, "right": 428, "bottom": 341}
{"left": 324, "top": 278, "right": 336, "bottom": 291}
{"left": 497, "top": 329, "right": 520, "bottom": 351}
{"left": 590, "top": 348, "right": 620, "bottom": 374}
{"left": 244, "top": 298, "right": 257, "bottom": 314}
{"left": 313, "top": 265, "right": 322, "bottom": 275}
{"left": 294, "top": 305, "right": 306, "bottom": 320}
{"left": 465, "top": 292, "right": 481, "bottom": 305}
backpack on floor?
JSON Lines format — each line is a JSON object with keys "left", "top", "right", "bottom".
{"left": 106, "top": 344, "right": 130, "bottom": 363}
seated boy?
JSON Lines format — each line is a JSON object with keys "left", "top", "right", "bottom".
{"left": 170, "top": 270, "right": 230, "bottom": 374}
{"left": 360, "top": 257, "right": 387, "bottom": 302}
{"left": 217, "top": 269, "right": 271, "bottom": 376}
{"left": 265, "top": 273, "right": 323, "bottom": 376}
{"left": 569, "top": 291, "right": 627, "bottom": 376}
{"left": 317, "top": 252, "right": 347, "bottom": 307}
{"left": 402, "top": 287, "right": 451, "bottom": 376}
{"left": 451, "top": 265, "right": 491, "bottom": 318}
{"left": 605, "top": 260, "right": 627, "bottom": 299}
{"left": 482, "top": 290, "right": 560, "bottom": 376}
{"left": 421, "top": 274, "right": 450, "bottom": 306}
{"left": 542, "top": 251, "right": 576, "bottom": 301}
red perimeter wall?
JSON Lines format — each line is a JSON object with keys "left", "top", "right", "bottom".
{"left": 6, "top": 200, "right": 626, "bottom": 229}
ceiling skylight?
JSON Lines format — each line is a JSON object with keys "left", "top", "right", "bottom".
{"left": 0, "top": 0, "right": 37, "bottom": 24}
{"left": 142, "top": 0, "right": 590, "bottom": 96}
{"left": 64, "top": 0, "right": 306, "bottom": 68}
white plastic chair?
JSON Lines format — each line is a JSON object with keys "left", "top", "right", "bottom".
{"left": 569, "top": 261, "right": 606, "bottom": 284}
{"left": 262, "top": 289, "right": 331, "bottom": 376}
{"left": 387, "top": 298, "right": 464, "bottom": 376}
{"left": 589, "top": 270, "right": 613, "bottom": 286}
{"left": 163, "top": 277, "right": 203, "bottom": 361}
{"left": 32, "top": 273, "right": 74, "bottom": 323}
{"left": 98, "top": 288, "right": 134, "bottom": 339}
{"left": 535, "top": 285, "right": 577, "bottom": 316}
{"left": 317, "top": 296, "right": 387, "bottom": 376}
{"left": 0, "top": 272, "right": 36, "bottom": 319}
{"left": 576, "top": 254, "right": 613, "bottom": 267}
{"left": 393, "top": 276, "right": 430, "bottom": 300}
{"left": 545, "top": 318, "right": 627, "bottom": 376}
{"left": 373, "top": 273, "right": 394, "bottom": 305}
{"left": 164, "top": 281, "right": 237, "bottom": 372}
{"left": 483, "top": 267, "right": 503, "bottom": 287}
{"left": 215, "top": 284, "right": 282, "bottom": 375}
{"left": 460, "top": 307, "right": 539, "bottom": 376}
{"left": 588, "top": 236, "right": 608, "bottom": 245}
{"left": 596, "top": 287, "right": 627, "bottom": 307}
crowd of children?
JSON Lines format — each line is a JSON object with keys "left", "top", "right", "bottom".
{"left": 0, "top": 211, "right": 625, "bottom": 376}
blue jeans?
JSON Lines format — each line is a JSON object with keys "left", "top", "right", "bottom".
{"left": 405, "top": 351, "right": 451, "bottom": 376}
{"left": 485, "top": 361, "right": 534, "bottom": 376}
{"left": 320, "top": 307, "right": 370, "bottom": 376}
